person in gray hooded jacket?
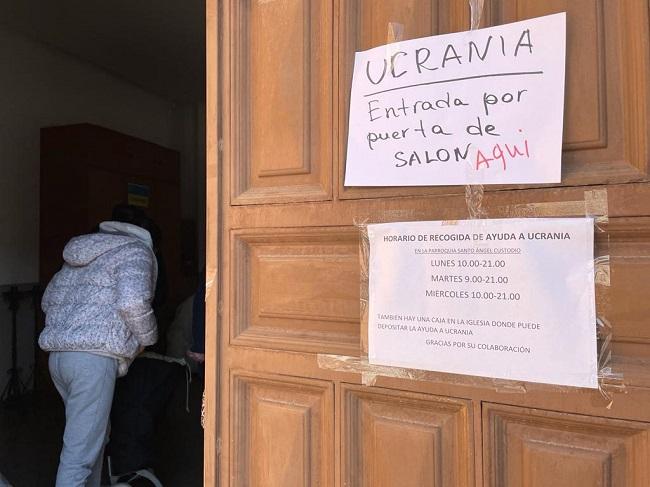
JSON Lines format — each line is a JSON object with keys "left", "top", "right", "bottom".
{"left": 39, "top": 220, "right": 158, "bottom": 487}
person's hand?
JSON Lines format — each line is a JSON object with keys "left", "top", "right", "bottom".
{"left": 187, "top": 350, "right": 205, "bottom": 363}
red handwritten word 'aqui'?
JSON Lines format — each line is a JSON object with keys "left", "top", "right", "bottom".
{"left": 475, "top": 129, "right": 530, "bottom": 171}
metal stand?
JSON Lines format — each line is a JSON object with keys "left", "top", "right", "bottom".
{"left": 1, "top": 286, "right": 29, "bottom": 404}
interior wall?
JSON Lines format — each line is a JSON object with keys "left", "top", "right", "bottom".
{"left": 170, "top": 101, "right": 205, "bottom": 291}
{"left": 0, "top": 25, "right": 192, "bottom": 390}
{"left": 173, "top": 103, "right": 199, "bottom": 222}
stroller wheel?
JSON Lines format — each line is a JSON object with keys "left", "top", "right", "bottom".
{"left": 112, "top": 470, "right": 162, "bottom": 487}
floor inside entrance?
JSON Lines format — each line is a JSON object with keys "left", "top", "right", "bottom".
{"left": 0, "top": 372, "right": 204, "bottom": 486}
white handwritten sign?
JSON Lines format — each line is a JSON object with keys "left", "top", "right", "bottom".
{"left": 345, "top": 13, "right": 566, "bottom": 186}
{"left": 368, "top": 218, "right": 597, "bottom": 388}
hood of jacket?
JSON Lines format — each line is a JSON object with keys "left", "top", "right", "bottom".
{"left": 63, "top": 221, "right": 153, "bottom": 267}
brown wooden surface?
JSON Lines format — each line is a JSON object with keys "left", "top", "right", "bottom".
{"left": 231, "top": 372, "right": 334, "bottom": 486}
{"left": 483, "top": 403, "right": 650, "bottom": 486}
{"left": 204, "top": 0, "right": 219, "bottom": 484}
{"left": 205, "top": 1, "right": 650, "bottom": 486}
{"left": 343, "top": 385, "right": 473, "bottom": 487}
{"left": 229, "top": 0, "right": 333, "bottom": 204}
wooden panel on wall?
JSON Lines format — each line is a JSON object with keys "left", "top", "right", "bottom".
{"left": 598, "top": 218, "right": 650, "bottom": 353}
{"left": 230, "top": 226, "right": 360, "bottom": 354}
{"left": 343, "top": 385, "right": 473, "bottom": 487}
{"left": 487, "top": 0, "right": 650, "bottom": 185}
{"left": 230, "top": 0, "right": 333, "bottom": 205}
{"left": 231, "top": 372, "right": 333, "bottom": 487}
{"left": 500, "top": 0, "right": 605, "bottom": 152}
{"left": 356, "top": 0, "right": 438, "bottom": 51}
{"left": 484, "top": 403, "right": 650, "bottom": 487}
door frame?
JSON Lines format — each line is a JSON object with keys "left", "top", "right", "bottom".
{"left": 204, "top": 0, "right": 220, "bottom": 484}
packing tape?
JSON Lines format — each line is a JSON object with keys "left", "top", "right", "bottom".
{"left": 351, "top": 186, "right": 619, "bottom": 403}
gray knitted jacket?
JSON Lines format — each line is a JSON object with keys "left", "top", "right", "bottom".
{"left": 39, "top": 222, "right": 158, "bottom": 376}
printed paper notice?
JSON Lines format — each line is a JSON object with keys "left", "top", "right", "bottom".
{"left": 367, "top": 218, "right": 597, "bottom": 388}
{"left": 345, "top": 13, "right": 566, "bottom": 186}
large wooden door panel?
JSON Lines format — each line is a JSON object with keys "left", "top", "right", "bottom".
{"left": 484, "top": 403, "right": 650, "bottom": 487}
{"left": 343, "top": 385, "right": 473, "bottom": 487}
{"left": 487, "top": 0, "right": 650, "bottom": 185}
{"left": 600, "top": 217, "right": 650, "bottom": 357}
{"left": 231, "top": 372, "right": 334, "bottom": 487}
{"left": 230, "top": 226, "right": 361, "bottom": 355}
{"left": 354, "top": 0, "right": 439, "bottom": 50}
{"left": 229, "top": 0, "right": 333, "bottom": 205}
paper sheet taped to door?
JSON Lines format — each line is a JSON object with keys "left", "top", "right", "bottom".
{"left": 367, "top": 218, "right": 597, "bottom": 388}
{"left": 344, "top": 13, "right": 566, "bottom": 186}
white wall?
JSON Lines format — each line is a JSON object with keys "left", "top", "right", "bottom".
{"left": 0, "top": 26, "right": 188, "bottom": 390}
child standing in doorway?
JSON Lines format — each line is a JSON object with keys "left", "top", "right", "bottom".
{"left": 39, "top": 217, "right": 158, "bottom": 487}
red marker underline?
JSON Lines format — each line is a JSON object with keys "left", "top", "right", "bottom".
{"left": 363, "top": 70, "right": 545, "bottom": 97}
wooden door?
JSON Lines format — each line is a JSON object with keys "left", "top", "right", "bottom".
{"left": 205, "top": 0, "right": 650, "bottom": 485}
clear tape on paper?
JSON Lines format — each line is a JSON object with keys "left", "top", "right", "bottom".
{"left": 384, "top": 22, "right": 406, "bottom": 91}
{"left": 596, "top": 317, "right": 625, "bottom": 407}
{"left": 318, "top": 353, "right": 527, "bottom": 392}
{"left": 465, "top": 185, "right": 487, "bottom": 219}
{"left": 386, "top": 22, "right": 405, "bottom": 47}
{"left": 465, "top": 0, "right": 487, "bottom": 220}
{"left": 495, "top": 189, "right": 609, "bottom": 224}
{"left": 345, "top": 188, "right": 625, "bottom": 407}
{"left": 205, "top": 273, "right": 216, "bottom": 300}
{"left": 356, "top": 218, "right": 370, "bottom": 356}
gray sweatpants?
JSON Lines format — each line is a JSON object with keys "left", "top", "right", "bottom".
{"left": 49, "top": 352, "right": 118, "bottom": 487}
